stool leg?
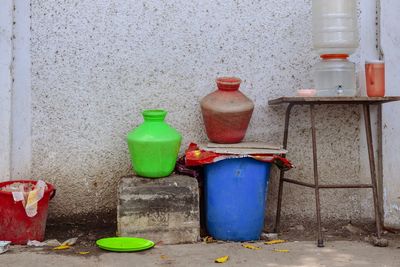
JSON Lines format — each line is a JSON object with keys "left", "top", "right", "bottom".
{"left": 310, "top": 105, "right": 324, "bottom": 247}
{"left": 275, "top": 104, "right": 294, "bottom": 233}
{"left": 363, "top": 104, "right": 382, "bottom": 238}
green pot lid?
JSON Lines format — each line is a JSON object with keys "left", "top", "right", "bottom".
{"left": 96, "top": 237, "right": 155, "bottom": 252}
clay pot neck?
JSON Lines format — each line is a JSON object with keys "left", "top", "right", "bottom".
{"left": 216, "top": 77, "right": 242, "bottom": 91}
{"left": 142, "top": 110, "right": 167, "bottom": 122}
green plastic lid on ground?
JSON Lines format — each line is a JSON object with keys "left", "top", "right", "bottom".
{"left": 96, "top": 237, "right": 155, "bottom": 252}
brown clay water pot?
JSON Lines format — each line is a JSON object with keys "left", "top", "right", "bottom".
{"left": 200, "top": 77, "right": 254, "bottom": 143}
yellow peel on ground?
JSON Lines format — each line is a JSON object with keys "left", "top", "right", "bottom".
{"left": 203, "top": 236, "right": 216, "bottom": 244}
{"left": 214, "top": 255, "right": 229, "bottom": 263}
{"left": 53, "top": 245, "right": 70, "bottom": 250}
{"left": 242, "top": 244, "right": 261, "bottom": 250}
{"left": 78, "top": 251, "right": 90, "bottom": 255}
{"left": 273, "top": 249, "right": 289, "bottom": 253}
{"left": 264, "top": 239, "right": 286, "bottom": 245}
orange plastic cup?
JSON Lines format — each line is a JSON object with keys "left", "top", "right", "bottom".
{"left": 365, "top": 60, "right": 385, "bottom": 97}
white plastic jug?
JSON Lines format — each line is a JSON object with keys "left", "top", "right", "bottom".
{"left": 312, "top": 0, "right": 358, "bottom": 55}
{"left": 313, "top": 54, "right": 357, "bottom": 96}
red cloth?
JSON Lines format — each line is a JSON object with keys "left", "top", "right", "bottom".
{"left": 184, "top": 143, "right": 293, "bottom": 171}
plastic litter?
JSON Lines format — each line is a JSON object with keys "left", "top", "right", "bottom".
{"left": 0, "top": 241, "right": 11, "bottom": 254}
{"left": 202, "top": 236, "right": 217, "bottom": 244}
{"left": 260, "top": 233, "right": 279, "bottom": 241}
{"left": 27, "top": 239, "right": 61, "bottom": 247}
{"left": 214, "top": 255, "right": 229, "bottom": 263}
{"left": 61, "top": 237, "right": 78, "bottom": 246}
{"left": 1, "top": 180, "right": 47, "bottom": 217}
{"left": 242, "top": 244, "right": 261, "bottom": 250}
{"left": 52, "top": 237, "right": 78, "bottom": 250}
{"left": 265, "top": 239, "right": 287, "bottom": 245}
{"left": 273, "top": 249, "right": 289, "bottom": 253}
{"left": 53, "top": 245, "right": 71, "bottom": 250}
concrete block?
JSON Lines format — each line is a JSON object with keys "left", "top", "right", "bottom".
{"left": 118, "top": 174, "right": 200, "bottom": 244}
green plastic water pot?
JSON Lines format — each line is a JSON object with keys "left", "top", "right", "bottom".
{"left": 127, "top": 110, "right": 182, "bottom": 178}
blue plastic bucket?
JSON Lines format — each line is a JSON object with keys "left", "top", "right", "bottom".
{"left": 204, "top": 158, "right": 271, "bottom": 241}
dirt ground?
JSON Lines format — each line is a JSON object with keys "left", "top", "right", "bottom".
{"left": 2, "top": 220, "right": 400, "bottom": 266}
{"left": 3, "top": 240, "right": 400, "bottom": 267}
{"left": 41, "top": 219, "right": 400, "bottom": 254}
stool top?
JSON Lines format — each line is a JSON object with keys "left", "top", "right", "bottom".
{"left": 268, "top": 96, "right": 400, "bottom": 105}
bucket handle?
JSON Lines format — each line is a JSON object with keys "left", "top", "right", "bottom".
{"left": 50, "top": 188, "right": 56, "bottom": 200}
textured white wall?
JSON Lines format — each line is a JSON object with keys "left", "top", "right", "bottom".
{"left": 0, "top": 0, "right": 31, "bottom": 182}
{"left": 11, "top": 0, "right": 32, "bottom": 179}
{"left": 30, "top": 0, "right": 371, "bottom": 223}
{"left": 0, "top": 0, "right": 13, "bottom": 182}
{"left": 381, "top": 0, "right": 400, "bottom": 228}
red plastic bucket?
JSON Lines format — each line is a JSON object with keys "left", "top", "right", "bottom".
{"left": 0, "top": 180, "right": 56, "bottom": 244}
